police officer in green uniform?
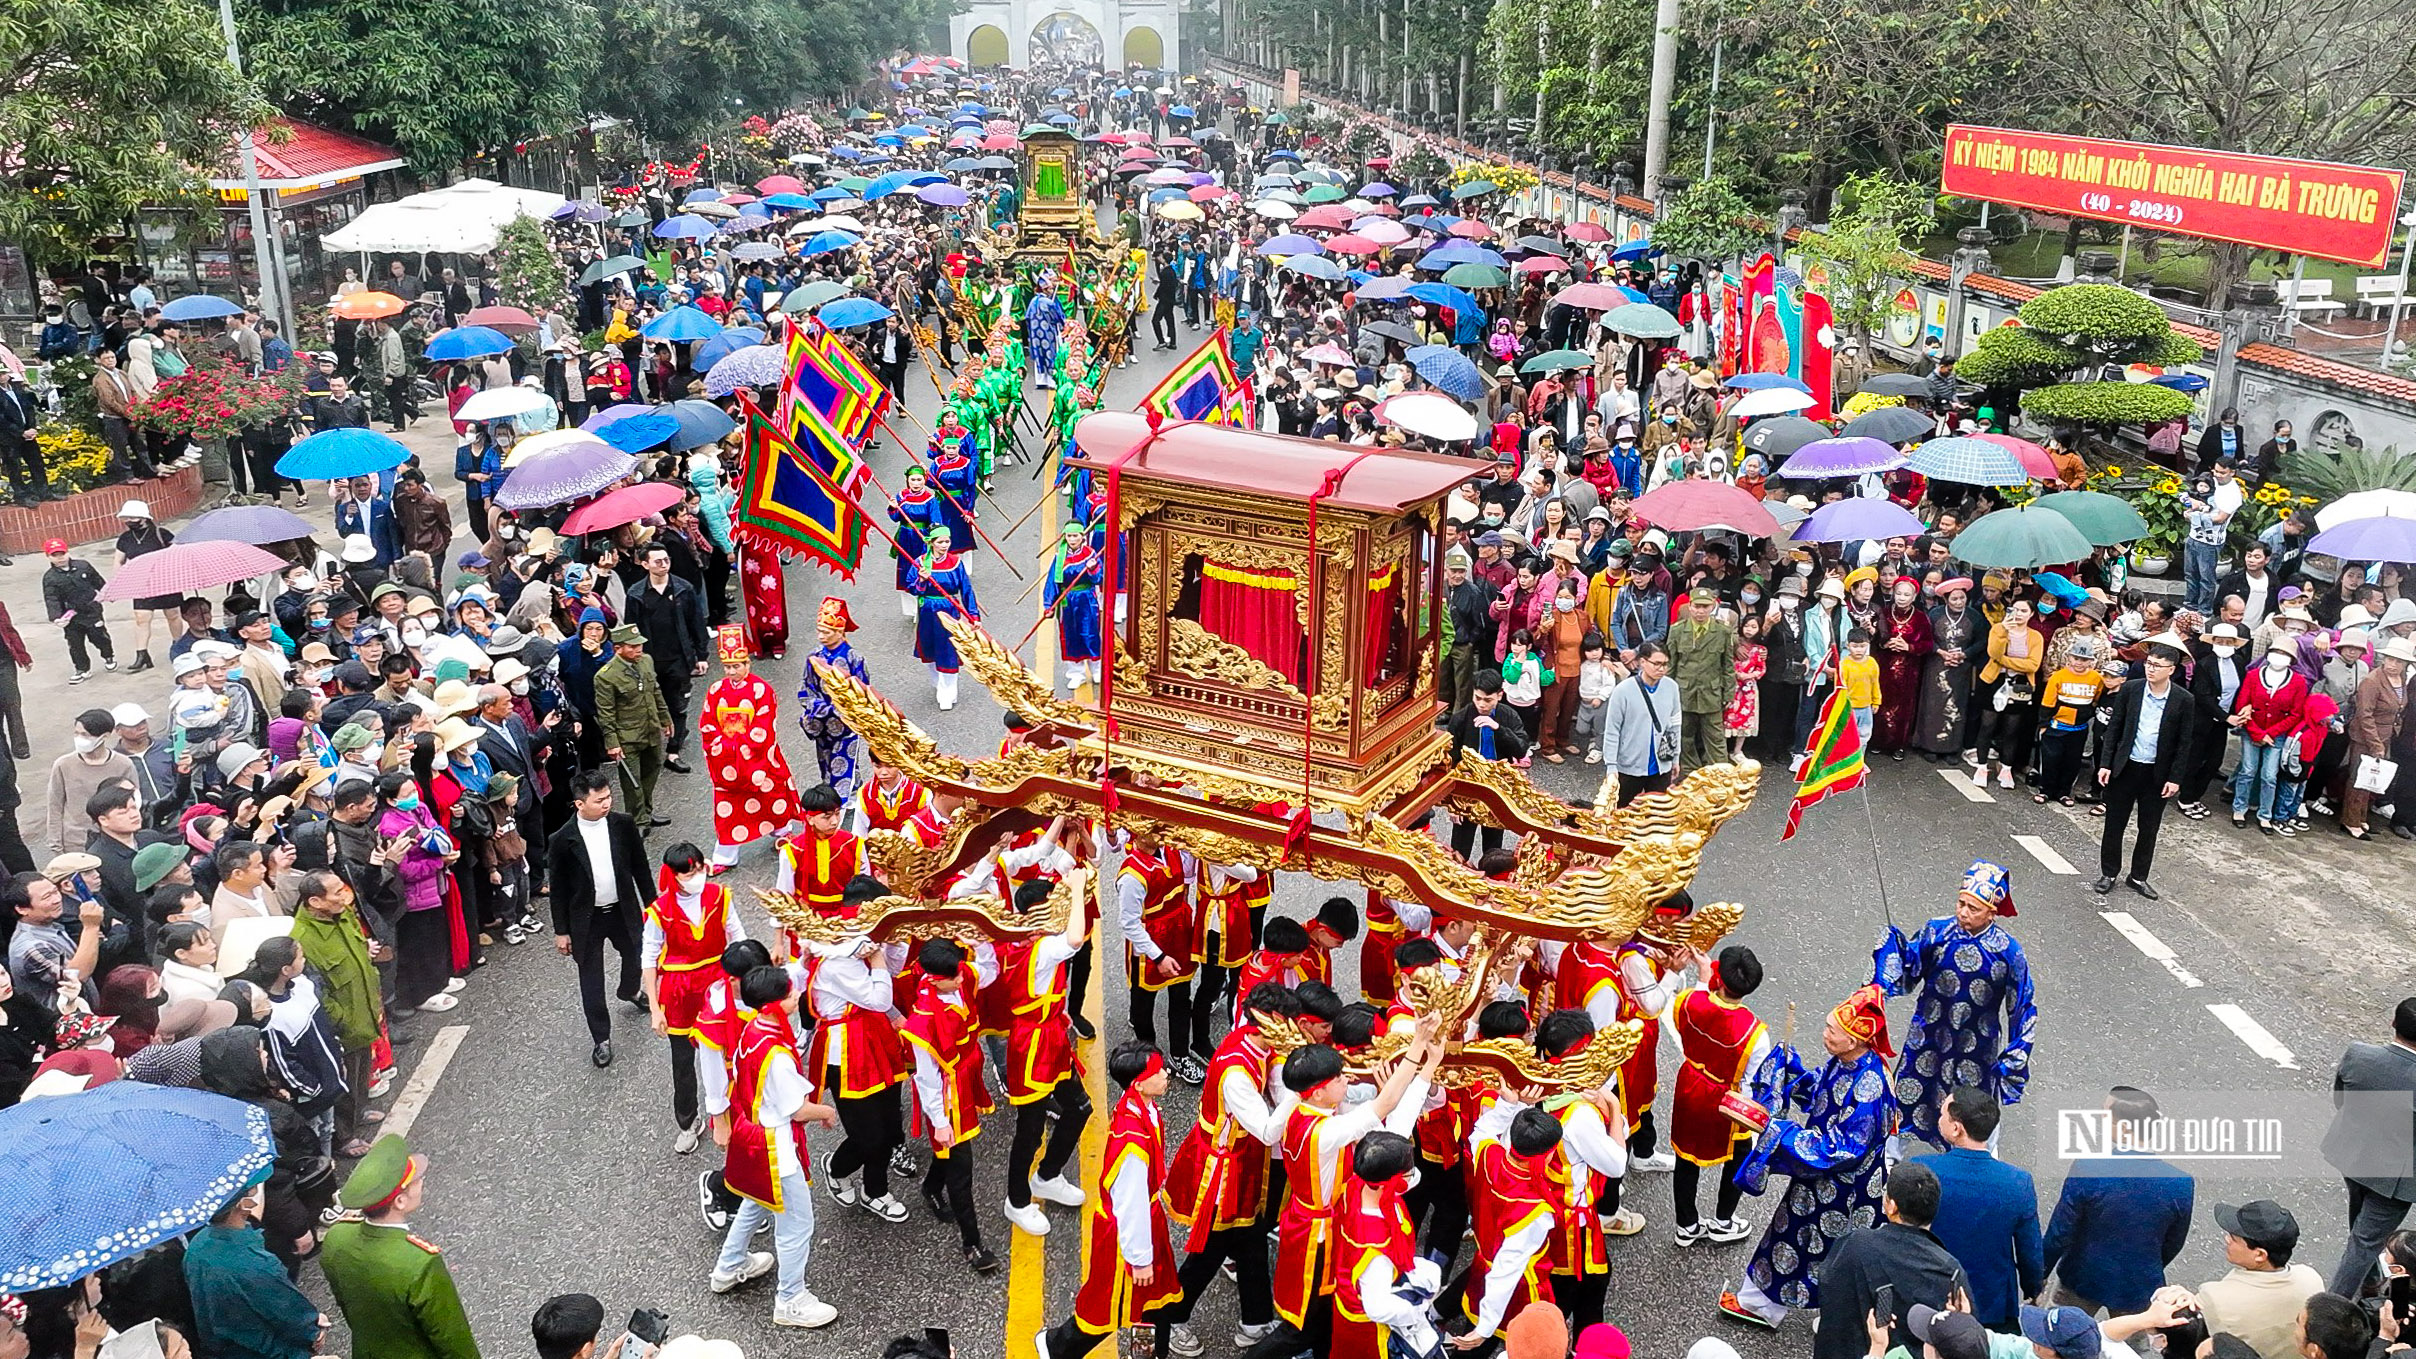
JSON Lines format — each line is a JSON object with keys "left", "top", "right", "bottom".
{"left": 592, "top": 623, "right": 672, "bottom": 827}
{"left": 319, "top": 1136, "right": 481, "bottom": 1359}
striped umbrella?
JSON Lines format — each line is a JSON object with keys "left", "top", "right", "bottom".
{"left": 1905, "top": 436, "right": 2033, "bottom": 486}
{"left": 704, "top": 344, "right": 789, "bottom": 397}
{"left": 99, "top": 541, "right": 286, "bottom": 602}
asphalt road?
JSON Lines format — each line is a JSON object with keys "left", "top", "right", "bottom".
{"left": 272, "top": 330, "right": 2412, "bottom": 1359}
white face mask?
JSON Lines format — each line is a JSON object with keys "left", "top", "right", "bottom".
{"left": 401, "top": 624, "right": 428, "bottom": 647}
{"left": 1778, "top": 596, "right": 1800, "bottom": 611}
{"left": 2212, "top": 644, "right": 2239, "bottom": 658}
{"left": 508, "top": 678, "right": 529, "bottom": 696}
{"left": 677, "top": 871, "right": 707, "bottom": 897}
{"left": 73, "top": 734, "right": 103, "bottom": 754}
{"left": 359, "top": 742, "right": 383, "bottom": 763}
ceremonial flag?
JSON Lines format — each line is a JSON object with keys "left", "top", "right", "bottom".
{"left": 1137, "top": 329, "right": 1250, "bottom": 426}
{"left": 777, "top": 325, "right": 890, "bottom": 450}
{"left": 1781, "top": 689, "right": 1866, "bottom": 841}
{"left": 735, "top": 394, "right": 867, "bottom": 577}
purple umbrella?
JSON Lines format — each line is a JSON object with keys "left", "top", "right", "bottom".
{"left": 180, "top": 503, "right": 316, "bottom": 545}
{"left": 494, "top": 443, "right": 638, "bottom": 511}
{"left": 581, "top": 403, "right": 653, "bottom": 431}
{"left": 1779, "top": 436, "right": 1908, "bottom": 478}
{"left": 1790, "top": 497, "right": 1927, "bottom": 543}
{"left": 703, "top": 344, "right": 789, "bottom": 397}
{"left": 2308, "top": 515, "right": 2416, "bottom": 562}
{"left": 915, "top": 183, "right": 970, "bottom": 207}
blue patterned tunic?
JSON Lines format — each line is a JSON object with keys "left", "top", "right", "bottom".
{"left": 1025, "top": 291, "right": 1065, "bottom": 375}
{"left": 1742, "top": 1047, "right": 1896, "bottom": 1310}
{"left": 797, "top": 640, "right": 868, "bottom": 793}
{"left": 1872, "top": 918, "right": 2038, "bottom": 1147}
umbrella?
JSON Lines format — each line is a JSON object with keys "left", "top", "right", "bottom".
{"left": 1418, "top": 242, "right": 1503, "bottom": 268}
{"left": 1858, "top": 372, "right": 1930, "bottom": 398}
{"left": 1361, "top": 181, "right": 1398, "bottom": 197}
{"left": 1764, "top": 499, "right": 1812, "bottom": 531}
{"left": 664, "top": 399, "right": 739, "bottom": 450}
{"left": 1601, "top": 302, "right": 1682, "bottom": 339}
{"left": 99, "top": 541, "right": 287, "bottom": 603}
{"left": 2032, "top": 490, "right": 2150, "bottom": 546}
{"left": 778, "top": 281, "right": 855, "bottom": 314}
{"left": 795, "top": 228, "right": 860, "bottom": 260}
{"left": 1404, "top": 282, "right": 1482, "bottom": 316}
{"left": 1907, "top": 436, "right": 2034, "bottom": 486}
{"left": 1519, "top": 350, "right": 1594, "bottom": 374}
{"left": 1838, "top": 405, "right": 1935, "bottom": 444}
{"left": 684, "top": 188, "right": 725, "bottom": 204}
{"left": 1741, "top": 416, "right": 1830, "bottom": 460}
{"left": 756, "top": 174, "right": 807, "bottom": 195}
{"left": 1250, "top": 200, "right": 1301, "bottom": 220}
{"left": 1552, "top": 282, "right": 1631, "bottom": 311}
{"left": 506, "top": 428, "right": 613, "bottom": 467}
{"left": 916, "top": 184, "right": 970, "bottom": 207}
{"left": 495, "top": 443, "right": 639, "bottom": 509}
{"left": 693, "top": 328, "right": 767, "bottom": 371}
{"left": 1284, "top": 256, "right": 1348, "bottom": 282}
{"left": 424, "top": 326, "right": 516, "bottom": 361}
{"left": 1951, "top": 505, "right": 2099, "bottom": 568}
{"left": 1730, "top": 387, "right": 1817, "bottom": 419}
{"left": 685, "top": 201, "right": 739, "bottom": 220}
{"left": 1357, "top": 219, "right": 1413, "bottom": 245}
{"left": 1361, "top": 319, "right": 1423, "bottom": 346}
{"left": 331, "top": 291, "right": 406, "bottom": 320}
{"left": 652, "top": 214, "right": 718, "bottom": 239}
{"left": 1405, "top": 344, "right": 1486, "bottom": 401}
{"left": 159, "top": 295, "right": 242, "bottom": 321}
{"left": 461, "top": 305, "right": 539, "bottom": 333}
{"left": 0, "top": 1083, "right": 276, "bottom": 1290}
{"left": 1300, "top": 342, "right": 1356, "bottom": 365}
{"left": 1373, "top": 391, "right": 1480, "bottom": 442}
{"left": 2315, "top": 489, "right": 2416, "bottom": 531}
{"left": 1780, "top": 436, "right": 1906, "bottom": 478}
{"left": 1972, "top": 433, "right": 2060, "bottom": 482}
{"left": 1257, "top": 233, "right": 1324, "bottom": 256}
{"left": 2308, "top": 515, "right": 2416, "bottom": 561}
{"left": 276, "top": 427, "right": 412, "bottom": 481}
{"left": 1564, "top": 222, "right": 1612, "bottom": 243}
{"left": 818, "top": 298, "right": 895, "bottom": 328}
{"left": 562, "top": 481, "right": 685, "bottom": 536}
{"left": 592, "top": 411, "right": 682, "bottom": 452}
{"left": 1452, "top": 180, "right": 1498, "bottom": 199}
{"left": 1355, "top": 277, "right": 1414, "bottom": 302}
{"left": 762, "top": 191, "right": 818, "bottom": 210}
{"left": 1633, "top": 481, "right": 1782, "bottom": 536}
{"left": 181, "top": 503, "right": 316, "bottom": 545}
{"left": 453, "top": 386, "right": 549, "bottom": 423}
{"left": 704, "top": 345, "right": 788, "bottom": 397}
{"left": 1513, "top": 256, "right": 1569, "bottom": 276}
{"left": 1154, "top": 200, "right": 1203, "bottom": 221}
{"left": 1790, "top": 497, "right": 1927, "bottom": 543}
{"left": 1513, "top": 235, "right": 1567, "bottom": 256}
{"left": 608, "top": 210, "right": 650, "bottom": 229}
{"left": 1447, "top": 221, "right": 1500, "bottom": 240}
{"left": 579, "top": 255, "right": 649, "bottom": 286}
{"left": 1442, "top": 264, "right": 1509, "bottom": 288}
{"left": 1724, "top": 373, "right": 1812, "bottom": 393}
{"left": 581, "top": 402, "right": 653, "bottom": 431}
{"left": 1323, "top": 234, "right": 1381, "bottom": 256}
{"left": 640, "top": 306, "right": 722, "bottom": 341}
{"left": 1610, "top": 239, "right": 1661, "bottom": 262}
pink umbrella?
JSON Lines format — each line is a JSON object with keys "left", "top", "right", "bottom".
{"left": 462, "top": 305, "right": 539, "bottom": 333}
{"left": 1323, "top": 234, "right": 1382, "bottom": 256}
{"left": 1564, "top": 222, "right": 1613, "bottom": 242}
{"left": 981, "top": 133, "right": 1019, "bottom": 151}
{"left": 1514, "top": 256, "right": 1569, "bottom": 275}
{"left": 1187, "top": 185, "right": 1232, "bottom": 202}
{"left": 1159, "top": 136, "right": 1197, "bottom": 149}
{"left": 1974, "top": 433, "right": 2060, "bottom": 482}
{"left": 1448, "top": 220, "right": 1498, "bottom": 239}
{"left": 756, "top": 174, "right": 807, "bottom": 195}
{"left": 1356, "top": 219, "right": 1413, "bottom": 245}
{"left": 1554, "top": 281, "right": 1630, "bottom": 311}
{"left": 561, "top": 480, "right": 685, "bottom": 536}
{"left": 1359, "top": 202, "right": 1402, "bottom": 217}
{"left": 1631, "top": 480, "right": 1781, "bottom": 537}
{"left": 99, "top": 541, "right": 287, "bottom": 602}
{"left": 1295, "top": 205, "right": 1356, "bottom": 230}
{"left": 1300, "top": 342, "right": 1356, "bottom": 365}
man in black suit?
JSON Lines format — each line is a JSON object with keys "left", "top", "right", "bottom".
{"left": 2094, "top": 640, "right": 2197, "bottom": 900}
{"left": 2322, "top": 997, "right": 2416, "bottom": 1295}
{"left": 472, "top": 678, "right": 555, "bottom": 912}
{"left": 546, "top": 770, "right": 651, "bottom": 1068}
{"left": 622, "top": 543, "right": 709, "bottom": 774}
{"left": 0, "top": 371, "right": 52, "bottom": 504}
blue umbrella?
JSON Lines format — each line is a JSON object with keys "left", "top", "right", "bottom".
{"left": 159, "top": 295, "right": 243, "bottom": 321}
{"left": 1404, "top": 344, "right": 1485, "bottom": 401}
{"left": 864, "top": 170, "right": 918, "bottom": 200}
{"left": 872, "top": 134, "right": 905, "bottom": 147}
{"left": 895, "top": 124, "right": 932, "bottom": 138}
{"left": 858, "top": 151, "right": 891, "bottom": 165}
{"left": 1790, "top": 496, "right": 1927, "bottom": 543}
{"left": 1400, "top": 193, "right": 1441, "bottom": 209}
{"left": 1262, "top": 149, "right": 1303, "bottom": 162}
{"left": 1257, "top": 233, "right": 1324, "bottom": 256}
{"left": 1404, "top": 282, "right": 1482, "bottom": 317}
{"left": 593, "top": 411, "right": 682, "bottom": 453}
{"left": 1723, "top": 373, "right": 1814, "bottom": 393}
{"left": 663, "top": 399, "right": 739, "bottom": 450}
{"left": 958, "top": 101, "right": 988, "bottom": 113}
{"left": 1360, "top": 181, "right": 1398, "bottom": 197}
{"left": 0, "top": 1083, "right": 274, "bottom": 1290}
{"left": 704, "top": 345, "right": 790, "bottom": 398}
{"left": 1905, "top": 436, "right": 2033, "bottom": 486}
{"left": 694, "top": 327, "right": 768, "bottom": 370}
{"left": 1047, "top": 112, "right": 1077, "bottom": 125}
{"left": 683, "top": 188, "right": 725, "bottom": 204}
{"left": 735, "top": 202, "right": 773, "bottom": 220}
{"left": 818, "top": 297, "right": 896, "bottom": 328}
{"left": 1417, "top": 243, "right": 1504, "bottom": 269}
{"left": 798, "top": 228, "right": 862, "bottom": 257}
{"left": 1282, "top": 256, "right": 1347, "bottom": 282}
{"left": 424, "top": 325, "right": 516, "bottom": 361}
{"left": 1355, "top": 276, "right": 1414, "bottom": 301}
{"left": 1051, "top": 86, "right": 1074, "bottom": 97}
{"left": 1610, "top": 238, "right": 1661, "bottom": 261}
{"left": 2149, "top": 373, "right": 2210, "bottom": 393}
{"left": 943, "top": 157, "right": 983, "bottom": 172}
{"left": 1170, "top": 104, "right": 1196, "bottom": 118}
{"left": 652, "top": 214, "right": 717, "bottom": 239}
{"left": 903, "top": 171, "right": 946, "bottom": 186}
{"left": 828, "top": 145, "right": 863, "bottom": 161}
{"left": 640, "top": 305, "right": 723, "bottom": 341}
{"left": 276, "top": 426, "right": 414, "bottom": 480}
{"left": 809, "top": 185, "right": 854, "bottom": 201}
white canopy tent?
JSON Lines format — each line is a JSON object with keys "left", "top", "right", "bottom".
{"left": 323, "top": 177, "right": 569, "bottom": 254}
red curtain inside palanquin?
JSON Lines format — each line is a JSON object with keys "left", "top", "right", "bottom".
{"left": 1199, "top": 557, "right": 1306, "bottom": 686}
{"left": 1362, "top": 562, "right": 1401, "bottom": 686}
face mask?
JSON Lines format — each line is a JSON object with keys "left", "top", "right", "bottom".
{"left": 2211, "top": 645, "right": 2238, "bottom": 658}
{"left": 358, "top": 742, "right": 383, "bottom": 763}
{"left": 509, "top": 678, "right": 529, "bottom": 696}
{"left": 1741, "top": 590, "right": 1761, "bottom": 607}
{"left": 1794, "top": 561, "right": 1814, "bottom": 577}
{"left": 1555, "top": 598, "right": 1576, "bottom": 612}
{"left": 1778, "top": 596, "right": 1800, "bottom": 612}
{"left": 309, "top": 667, "right": 332, "bottom": 685}
{"left": 402, "top": 625, "right": 428, "bottom": 647}
{"left": 74, "top": 734, "right": 103, "bottom": 754}
{"left": 394, "top": 793, "right": 421, "bottom": 811}
{"left": 418, "top": 613, "right": 442, "bottom": 630}
{"left": 677, "top": 872, "right": 707, "bottom": 896}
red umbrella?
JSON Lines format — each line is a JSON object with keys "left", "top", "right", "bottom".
{"left": 1359, "top": 202, "right": 1401, "bottom": 217}
{"left": 1974, "top": 433, "right": 2060, "bottom": 482}
{"left": 1553, "top": 281, "right": 1629, "bottom": 311}
{"left": 99, "top": 541, "right": 286, "bottom": 603}
{"left": 981, "top": 133, "right": 1020, "bottom": 151}
{"left": 1514, "top": 256, "right": 1568, "bottom": 275}
{"left": 756, "top": 174, "right": 807, "bottom": 195}
{"left": 1631, "top": 480, "right": 1781, "bottom": 537}
{"left": 1323, "top": 234, "right": 1382, "bottom": 256}
{"left": 561, "top": 480, "right": 685, "bottom": 536}
{"left": 1564, "top": 222, "right": 1613, "bottom": 243}
{"left": 1159, "top": 136, "right": 1197, "bottom": 149}
{"left": 1448, "top": 220, "right": 1498, "bottom": 239}
{"left": 462, "top": 305, "right": 538, "bottom": 333}
{"left": 1295, "top": 204, "right": 1356, "bottom": 230}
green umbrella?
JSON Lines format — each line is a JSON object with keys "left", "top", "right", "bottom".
{"left": 1601, "top": 301, "right": 1682, "bottom": 339}
{"left": 1452, "top": 179, "right": 1499, "bottom": 199}
{"left": 836, "top": 175, "right": 873, "bottom": 193}
{"left": 1519, "top": 349, "right": 1594, "bottom": 374}
{"left": 1302, "top": 183, "right": 1346, "bottom": 204}
{"left": 578, "top": 254, "right": 649, "bottom": 286}
{"left": 844, "top": 106, "right": 873, "bottom": 121}
{"left": 776, "top": 280, "right": 855, "bottom": 314}
{"left": 1948, "top": 505, "right": 2098, "bottom": 569}
{"left": 1443, "top": 263, "right": 1509, "bottom": 288}
{"left": 608, "top": 210, "right": 649, "bottom": 229}
{"left": 2031, "top": 490, "right": 2149, "bottom": 546}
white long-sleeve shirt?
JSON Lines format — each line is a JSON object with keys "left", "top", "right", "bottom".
{"left": 639, "top": 886, "right": 749, "bottom": 962}
{"left": 907, "top": 944, "right": 998, "bottom": 1143}
{"left": 757, "top": 1046, "right": 812, "bottom": 1177}
{"left": 1107, "top": 1150, "right": 1155, "bottom": 1266}
{"left": 1218, "top": 1051, "right": 1288, "bottom": 1146}
{"left": 1283, "top": 1076, "right": 1432, "bottom": 1205}
{"left": 1470, "top": 1205, "right": 1552, "bottom": 1336}
{"left": 948, "top": 839, "right": 1077, "bottom": 899}
{"left": 1116, "top": 849, "right": 1194, "bottom": 963}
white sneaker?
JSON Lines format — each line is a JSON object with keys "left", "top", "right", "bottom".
{"left": 1674, "top": 1222, "right": 1707, "bottom": 1247}
{"left": 367, "top": 1071, "right": 393, "bottom": 1099}
{"left": 862, "top": 1193, "right": 907, "bottom": 1223}
{"left": 772, "top": 1293, "right": 837, "bottom": 1329}
{"left": 825, "top": 1162, "right": 860, "bottom": 1208}
{"left": 1232, "top": 1320, "right": 1282, "bottom": 1347}
{"left": 418, "top": 993, "right": 460, "bottom": 1012}
{"left": 1707, "top": 1216, "right": 1754, "bottom": 1243}
{"left": 443, "top": 977, "right": 467, "bottom": 994}
{"left": 1631, "top": 1151, "right": 1676, "bottom": 1173}
{"left": 673, "top": 1123, "right": 701, "bottom": 1155}
{"left": 1166, "top": 1323, "right": 1205, "bottom": 1357}
{"left": 1998, "top": 767, "right": 2015, "bottom": 789}
{"left": 1029, "top": 1174, "right": 1086, "bottom": 1207}
{"left": 709, "top": 1251, "right": 774, "bottom": 1292}
{"left": 1004, "top": 1200, "right": 1052, "bottom": 1236}
{"left": 1601, "top": 1207, "right": 1645, "bottom": 1235}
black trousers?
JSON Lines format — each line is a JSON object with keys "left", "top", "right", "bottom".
{"left": 1615, "top": 770, "right": 1674, "bottom": 806}
{"left": 383, "top": 376, "right": 418, "bottom": 428}
{"left": 659, "top": 670, "right": 693, "bottom": 755}
{"left": 396, "top": 907, "right": 453, "bottom": 1008}
{"left": 2040, "top": 726, "right": 2090, "bottom": 799}
{"left": 1407, "top": 1152, "right": 1469, "bottom": 1264}
{"left": 1551, "top": 1268, "right": 1610, "bottom": 1335}
{"left": 1171, "top": 1222, "right": 1276, "bottom": 1326}
{"left": 2177, "top": 717, "right": 2229, "bottom": 804}
{"left": 1066, "top": 937, "right": 1094, "bottom": 1025}
{"left": 824, "top": 1074, "right": 904, "bottom": 1199}
{"left": 0, "top": 662, "right": 26, "bottom": 758}
{"left": 2099, "top": 763, "right": 2172, "bottom": 882}
{"left": 1043, "top": 1315, "right": 1167, "bottom": 1359}
{"left": 668, "top": 1033, "right": 699, "bottom": 1130}
{"left": 1240, "top": 1298, "right": 1332, "bottom": 1359}
{"left": 0, "top": 811, "right": 35, "bottom": 875}
{"left": 1600, "top": 1111, "right": 1657, "bottom": 1216}
{"left": 1186, "top": 959, "right": 1230, "bottom": 1059}
{"left": 1005, "top": 1078, "right": 1091, "bottom": 1207}
{"left": 1128, "top": 977, "right": 1191, "bottom": 1049}
{"left": 1151, "top": 301, "right": 1178, "bottom": 348}
{"left": 924, "top": 1141, "right": 983, "bottom": 1250}
{"left": 1673, "top": 1148, "right": 1748, "bottom": 1229}
{"left": 569, "top": 904, "right": 640, "bottom": 1043}
{"left": 0, "top": 434, "right": 46, "bottom": 498}
{"left": 1448, "top": 815, "right": 1503, "bottom": 862}
{"left": 60, "top": 619, "right": 113, "bottom": 672}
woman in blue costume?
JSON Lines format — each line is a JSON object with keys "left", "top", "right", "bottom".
{"left": 912, "top": 526, "right": 981, "bottom": 711}
{"left": 887, "top": 466, "right": 947, "bottom": 619}
{"left": 1040, "top": 521, "right": 1102, "bottom": 691}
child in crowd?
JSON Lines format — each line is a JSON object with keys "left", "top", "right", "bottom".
{"left": 1839, "top": 628, "right": 1880, "bottom": 742}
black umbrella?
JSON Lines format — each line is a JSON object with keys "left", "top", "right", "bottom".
{"left": 1857, "top": 372, "right": 1930, "bottom": 398}
{"left": 1741, "top": 415, "right": 1831, "bottom": 460}
{"left": 1839, "top": 405, "right": 1935, "bottom": 444}
{"left": 1360, "top": 319, "right": 1423, "bottom": 346}
{"left": 1513, "top": 234, "right": 1568, "bottom": 256}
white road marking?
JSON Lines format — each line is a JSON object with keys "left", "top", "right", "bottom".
{"left": 2099, "top": 911, "right": 2205, "bottom": 988}
{"left": 2207, "top": 1003, "right": 2300, "bottom": 1069}
{"left": 2012, "top": 834, "right": 2077, "bottom": 874}
{"left": 1940, "top": 768, "right": 1995, "bottom": 803}
{"left": 382, "top": 1025, "right": 468, "bottom": 1141}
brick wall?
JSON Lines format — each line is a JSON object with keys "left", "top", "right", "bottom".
{"left": 0, "top": 467, "right": 206, "bottom": 554}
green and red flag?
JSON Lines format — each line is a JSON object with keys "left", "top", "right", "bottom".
{"left": 1782, "top": 689, "right": 1866, "bottom": 841}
